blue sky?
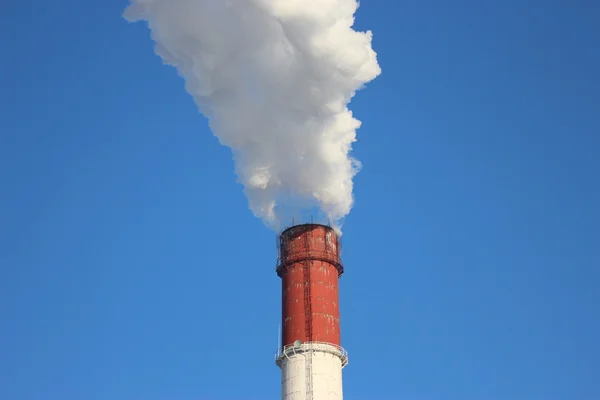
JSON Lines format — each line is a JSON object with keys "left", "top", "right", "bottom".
{"left": 1, "top": 1, "right": 599, "bottom": 399}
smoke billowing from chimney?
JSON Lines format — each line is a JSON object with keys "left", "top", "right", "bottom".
{"left": 124, "top": 0, "right": 381, "bottom": 230}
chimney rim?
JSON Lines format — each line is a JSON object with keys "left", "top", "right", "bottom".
{"left": 279, "top": 223, "right": 337, "bottom": 238}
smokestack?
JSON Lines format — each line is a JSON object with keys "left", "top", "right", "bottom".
{"left": 123, "top": 1, "right": 379, "bottom": 396}
{"left": 275, "top": 224, "right": 347, "bottom": 400}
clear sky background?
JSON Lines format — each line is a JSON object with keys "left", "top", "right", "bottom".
{"left": 1, "top": 1, "right": 599, "bottom": 399}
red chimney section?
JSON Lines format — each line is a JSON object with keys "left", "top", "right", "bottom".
{"left": 277, "top": 224, "right": 344, "bottom": 347}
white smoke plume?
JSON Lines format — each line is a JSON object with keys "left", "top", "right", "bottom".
{"left": 124, "top": 0, "right": 381, "bottom": 231}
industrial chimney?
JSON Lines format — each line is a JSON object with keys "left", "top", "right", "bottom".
{"left": 275, "top": 224, "right": 348, "bottom": 400}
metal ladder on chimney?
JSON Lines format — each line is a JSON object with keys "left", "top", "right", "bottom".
{"left": 303, "top": 228, "right": 313, "bottom": 400}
